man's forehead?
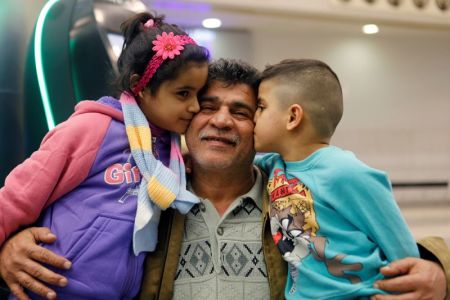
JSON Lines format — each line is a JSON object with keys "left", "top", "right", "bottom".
{"left": 201, "top": 81, "right": 257, "bottom": 107}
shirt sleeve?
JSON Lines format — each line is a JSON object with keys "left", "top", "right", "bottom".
{"left": 0, "top": 112, "right": 110, "bottom": 245}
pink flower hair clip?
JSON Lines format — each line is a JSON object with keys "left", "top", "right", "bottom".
{"left": 152, "top": 32, "right": 184, "bottom": 60}
{"left": 132, "top": 32, "right": 197, "bottom": 96}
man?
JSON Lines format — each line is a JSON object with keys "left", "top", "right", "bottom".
{"left": 0, "top": 59, "right": 449, "bottom": 300}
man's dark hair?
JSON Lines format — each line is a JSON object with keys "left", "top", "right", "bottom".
{"left": 200, "top": 58, "right": 260, "bottom": 96}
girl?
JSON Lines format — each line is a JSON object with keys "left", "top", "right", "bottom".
{"left": 0, "top": 12, "right": 209, "bottom": 299}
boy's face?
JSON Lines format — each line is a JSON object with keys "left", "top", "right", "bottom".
{"left": 254, "top": 79, "right": 288, "bottom": 153}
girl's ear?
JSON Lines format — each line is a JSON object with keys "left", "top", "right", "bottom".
{"left": 130, "top": 74, "right": 147, "bottom": 99}
{"left": 130, "top": 74, "right": 140, "bottom": 90}
{"left": 286, "top": 104, "right": 303, "bottom": 131}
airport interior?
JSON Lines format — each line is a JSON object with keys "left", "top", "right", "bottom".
{"left": 0, "top": 0, "right": 449, "bottom": 296}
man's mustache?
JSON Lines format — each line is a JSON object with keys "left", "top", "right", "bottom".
{"left": 198, "top": 130, "right": 240, "bottom": 145}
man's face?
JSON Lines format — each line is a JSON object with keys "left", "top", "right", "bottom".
{"left": 185, "top": 80, "right": 257, "bottom": 171}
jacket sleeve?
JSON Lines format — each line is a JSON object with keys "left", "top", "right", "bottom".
{"left": 418, "top": 236, "right": 450, "bottom": 300}
{"left": 0, "top": 112, "right": 111, "bottom": 245}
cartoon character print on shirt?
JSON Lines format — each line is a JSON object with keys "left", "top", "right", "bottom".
{"left": 268, "top": 168, "right": 363, "bottom": 293}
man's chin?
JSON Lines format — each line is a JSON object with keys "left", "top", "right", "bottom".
{"left": 193, "top": 154, "right": 234, "bottom": 170}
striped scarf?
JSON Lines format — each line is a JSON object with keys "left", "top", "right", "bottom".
{"left": 120, "top": 92, "right": 199, "bottom": 255}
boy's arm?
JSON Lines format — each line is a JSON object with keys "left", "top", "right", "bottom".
{"left": 331, "top": 168, "right": 448, "bottom": 298}
{"left": 330, "top": 167, "right": 419, "bottom": 260}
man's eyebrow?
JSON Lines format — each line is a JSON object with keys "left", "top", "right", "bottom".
{"left": 198, "top": 95, "right": 255, "bottom": 111}
{"left": 199, "top": 95, "right": 218, "bottom": 102}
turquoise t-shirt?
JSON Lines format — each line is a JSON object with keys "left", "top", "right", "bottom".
{"left": 255, "top": 146, "right": 419, "bottom": 300}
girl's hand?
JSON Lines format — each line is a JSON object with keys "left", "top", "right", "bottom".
{"left": 0, "top": 227, "right": 72, "bottom": 300}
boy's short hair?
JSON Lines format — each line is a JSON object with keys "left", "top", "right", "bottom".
{"left": 261, "top": 59, "right": 343, "bottom": 139}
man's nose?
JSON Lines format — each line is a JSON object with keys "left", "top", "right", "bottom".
{"left": 210, "top": 107, "right": 233, "bottom": 128}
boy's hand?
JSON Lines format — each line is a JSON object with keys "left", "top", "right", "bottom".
{"left": 371, "top": 257, "right": 446, "bottom": 300}
{"left": 0, "top": 227, "right": 72, "bottom": 300}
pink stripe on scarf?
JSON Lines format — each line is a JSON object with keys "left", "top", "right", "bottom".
{"left": 120, "top": 92, "right": 137, "bottom": 104}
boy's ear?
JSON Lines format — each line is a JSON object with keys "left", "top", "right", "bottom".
{"left": 286, "top": 104, "right": 303, "bottom": 131}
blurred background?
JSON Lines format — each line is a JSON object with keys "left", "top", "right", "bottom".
{"left": 0, "top": 0, "right": 449, "bottom": 243}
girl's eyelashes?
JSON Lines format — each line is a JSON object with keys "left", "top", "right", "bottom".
{"left": 176, "top": 90, "right": 190, "bottom": 98}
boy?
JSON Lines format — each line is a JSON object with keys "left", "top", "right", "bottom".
{"left": 254, "top": 59, "right": 419, "bottom": 299}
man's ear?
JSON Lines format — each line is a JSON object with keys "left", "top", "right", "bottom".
{"left": 286, "top": 104, "right": 303, "bottom": 131}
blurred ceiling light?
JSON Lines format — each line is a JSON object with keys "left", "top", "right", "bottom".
{"left": 362, "top": 24, "right": 379, "bottom": 34}
{"left": 202, "top": 18, "right": 222, "bottom": 29}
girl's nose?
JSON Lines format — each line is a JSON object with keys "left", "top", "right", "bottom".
{"left": 188, "top": 97, "right": 200, "bottom": 113}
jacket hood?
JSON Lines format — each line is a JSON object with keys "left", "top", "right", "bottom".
{"left": 71, "top": 97, "right": 124, "bottom": 122}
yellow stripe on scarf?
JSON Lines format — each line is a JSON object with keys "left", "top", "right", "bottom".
{"left": 126, "top": 126, "right": 151, "bottom": 151}
{"left": 147, "top": 177, "right": 176, "bottom": 209}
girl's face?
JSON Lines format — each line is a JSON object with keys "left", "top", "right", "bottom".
{"left": 139, "top": 62, "right": 208, "bottom": 134}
